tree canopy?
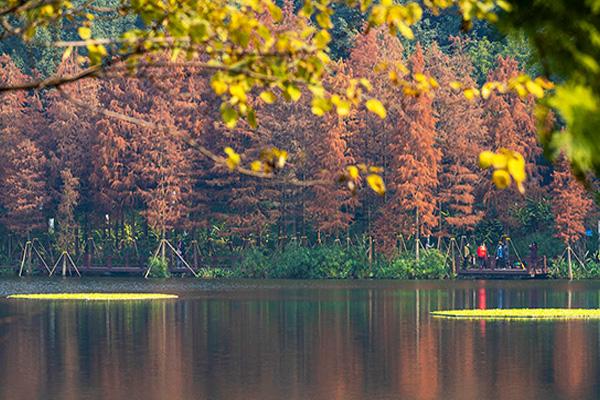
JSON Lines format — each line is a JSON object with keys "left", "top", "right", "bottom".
{"left": 1, "top": 0, "right": 580, "bottom": 195}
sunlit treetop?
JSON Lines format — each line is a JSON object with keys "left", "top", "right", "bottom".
{"left": 0, "top": 0, "right": 592, "bottom": 195}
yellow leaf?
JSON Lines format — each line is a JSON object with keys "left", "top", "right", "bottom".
{"left": 479, "top": 151, "right": 495, "bottom": 169}
{"left": 396, "top": 22, "right": 414, "bottom": 39}
{"left": 61, "top": 46, "right": 73, "bottom": 62}
{"left": 449, "top": 81, "right": 463, "bottom": 90}
{"left": 507, "top": 153, "right": 526, "bottom": 183}
{"left": 224, "top": 147, "right": 241, "bottom": 171}
{"left": 359, "top": 78, "right": 372, "bottom": 91}
{"left": 229, "top": 84, "right": 247, "bottom": 102}
{"left": 491, "top": 153, "right": 508, "bottom": 169}
{"left": 211, "top": 79, "right": 228, "bottom": 96}
{"left": 347, "top": 165, "right": 359, "bottom": 180}
{"left": 259, "top": 91, "right": 276, "bottom": 104}
{"left": 525, "top": 80, "right": 544, "bottom": 99}
{"left": 286, "top": 85, "right": 302, "bottom": 102}
{"left": 336, "top": 100, "right": 351, "bottom": 116}
{"left": 414, "top": 73, "right": 427, "bottom": 82}
{"left": 250, "top": 160, "right": 263, "bottom": 172}
{"left": 492, "top": 170, "right": 511, "bottom": 189}
{"left": 78, "top": 26, "right": 92, "bottom": 40}
{"left": 366, "top": 174, "right": 386, "bottom": 195}
{"left": 497, "top": 0, "right": 512, "bottom": 11}
{"left": 365, "top": 99, "right": 387, "bottom": 119}
{"left": 463, "top": 88, "right": 479, "bottom": 100}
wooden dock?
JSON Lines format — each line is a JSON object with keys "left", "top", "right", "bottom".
{"left": 457, "top": 267, "right": 548, "bottom": 279}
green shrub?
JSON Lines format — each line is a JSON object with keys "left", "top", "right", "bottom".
{"left": 415, "top": 249, "right": 449, "bottom": 279}
{"left": 550, "top": 258, "right": 600, "bottom": 279}
{"left": 147, "top": 256, "right": 170, "bottom": 278}
{"left": 238, "top": 248, "right": 271, "bottom": 278}
{"left": 197, "top": 267, "right": 235, "bottom": 279}
{"left": 236, "top": 243, "right": 371, "bottom": 279}
{"left": 235, "top": 245, "right": 449, "bottom": 280}
{"left": 374, "top": 249, "right": 448, "bottom": 279}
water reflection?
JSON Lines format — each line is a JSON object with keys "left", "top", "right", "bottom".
{"left": 0, "top": 280, "right": 597, "bottom": 400}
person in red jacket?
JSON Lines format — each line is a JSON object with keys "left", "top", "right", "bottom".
{"left": 477, "top": 243, "right": 488, "bottom": 270}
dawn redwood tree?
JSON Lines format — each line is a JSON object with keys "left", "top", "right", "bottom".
{"left": 375, "top": 44, "right": 440, "bottom": 257}
{"left": 482, "top": 56, "right": 543, "bottom": 229}
{"left": 135, "top": 109, "right": 192, "bottom": 237}
{"left": 426, "top": 41, "right": 485, "bottom": 236}
{"left": 0, "top": 55, "right": 48, "bottom": 238}
{"left": 45, "top": 56, "right": 100, "bottom": 227}
{"left": 305, "top": 112, "right": 355, "bottom": 237}
{"left": 346, "top": 27, "right": 406, "bottom": 237}
{"left": 0, "top": 138, "right": 48, "bottom": 237}
{"left": 56, "top": 169, "right": 80, "bottom": 253}
{"left": 551, "top": 158, "right": 593, "bottom": 247}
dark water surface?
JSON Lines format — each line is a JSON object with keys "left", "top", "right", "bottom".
{"left": 0, "top": 278, "right": 598, "bottom": 400}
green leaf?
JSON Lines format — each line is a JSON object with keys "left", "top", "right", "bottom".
{"left": 221, "top": 104, "right": 239, "bottom": 128}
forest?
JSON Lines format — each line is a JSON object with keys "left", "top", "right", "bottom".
{"left": 0, "top": 2, "right": 597, "bottom": 279}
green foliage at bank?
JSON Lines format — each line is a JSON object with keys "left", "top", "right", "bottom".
{"left": 550, "top": 259, "right": 600, "bottom": 280}
{"left": 213, "top": 244, "right": 449, "bottom": 280}
{"left": 147, "top": 256, "right": 170, "bottom": 278}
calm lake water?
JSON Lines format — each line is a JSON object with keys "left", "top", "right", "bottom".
{"left": 0, "top": 278, "right": 598, "bottom": 400}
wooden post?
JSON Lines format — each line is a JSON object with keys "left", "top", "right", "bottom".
{"left": 27, "top": 241, "right": 32, "bottom": 275}
{"left": 567, "top": 245, "right": 573, "bottom": 281}
{"left": 450, "top": 238, "right": 456, "bottom": 275}
{"left": 368, "top": 236, "right": 373, "bottom": 272}
{"left": 62, "top": 251, "right": 67, "bottom": 277}
{"left": 18, "top": 242, "right": 29, "bottom": 277}
{"left": 192, "top": 240, "right": 199, "bottom": 269}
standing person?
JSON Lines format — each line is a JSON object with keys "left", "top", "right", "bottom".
{"left": 462, "top": 243, "right": 472, "bottom": 270}
{"left": 529, "top": 242, "right": 538, "bottom": 271}
{"left": 503, "top": 239, "right": 511, "bottom": 268}
{"left": 477, "top": 243, "right": 488, "bottom": 270}
{"left": 495, "top": 241, "right": 505, "bottom": 269}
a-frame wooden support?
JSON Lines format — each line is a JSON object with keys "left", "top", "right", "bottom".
{"left": 18, "top": 240, "right": 52, "bottom": 277}
{"left": 50, "top": 251, "right": 81, "bottom": 277}
{"left": 144, "top": 238, "right": 199, "bottom": 278}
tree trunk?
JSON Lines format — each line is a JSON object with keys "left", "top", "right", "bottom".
{"left": 415, "top": 209, "right": 420, "bottom": 261}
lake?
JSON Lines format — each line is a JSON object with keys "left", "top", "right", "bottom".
{"left": 0, "top": 278, "right": 598, "bottom": 400}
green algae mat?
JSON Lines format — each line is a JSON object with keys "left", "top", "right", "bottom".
{"left": 430, "top": 308, "right": 600, "bottom": 320}
{"left": 7, "top": 293, "right": 178, "bottom": 301}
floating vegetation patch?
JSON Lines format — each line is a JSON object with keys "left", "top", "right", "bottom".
{"left": 430, "top": 308, "right": 600, "bottom": 320}
{"left": 7, "top": 293, "right": 178, "bottom": 301}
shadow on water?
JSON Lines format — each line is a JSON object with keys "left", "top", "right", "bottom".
{"left": 0, "top": 278, "right": 598, "bottom": 400}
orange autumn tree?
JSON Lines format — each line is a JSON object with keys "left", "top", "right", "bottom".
{"left": 375, "top": 44, "right": 440, "bottom": 258}
{"left": 551, "top": 157, "right": 593, "bottom": 247}
{"left": 426, "top": 41, "right": 485, "bottom": 236}
{"left": 346, "top": 27, "right": 405, "bottom": 238}
{"left": 305, "top": 113, "right": 355, "bottom": 239}
{"left": 56, "top": 169, "right": 80, "bottom": 253}
{"left": 481, "top": 56, "right": 542, "bottom": 229}
{"left": 0, "top": 56, "right": 48, "bottom": 238}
